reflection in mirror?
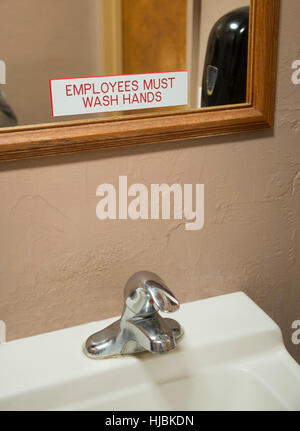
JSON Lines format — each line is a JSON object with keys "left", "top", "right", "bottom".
{"left": 0, "top": 0, "right": 250, "bottom": 129}
{"left": 200, "top": 5, "right": 249, "bottom": 107}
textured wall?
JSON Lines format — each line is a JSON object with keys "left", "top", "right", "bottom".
{"left": 0, "top": 0, "right": 299, "bottom": 364}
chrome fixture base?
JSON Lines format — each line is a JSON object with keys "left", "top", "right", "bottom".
{"left": 84, "top": 271, "right": 183, "bottom": 359}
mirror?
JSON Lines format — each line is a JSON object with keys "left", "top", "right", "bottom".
{"left": 0, "top": 0, "right": 250, "bottom": 128}
{"left": 0, "top": 0, "right": 279, "bottom": 161}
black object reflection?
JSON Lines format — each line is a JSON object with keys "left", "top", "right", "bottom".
{"left": 0, "top": 90, "right": 17, "bottom": 127}
{"left": 201, "top": 6, "right": 250, "bottom": 107}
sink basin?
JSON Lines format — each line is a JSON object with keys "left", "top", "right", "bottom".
{"left": 0, "top": 292, "right": 299, "bottom": 411}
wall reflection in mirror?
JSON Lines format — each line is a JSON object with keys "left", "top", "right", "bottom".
{"left": 0, "top": 0, "right": 250, "bottom": 129}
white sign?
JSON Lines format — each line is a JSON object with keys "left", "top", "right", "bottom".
{"left": 49, "top": 71, "right": 188, "bottom": 117}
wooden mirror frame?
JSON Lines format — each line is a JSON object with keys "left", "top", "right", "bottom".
{"left": 0, "top": 0, "right": 279, "bottom": 162}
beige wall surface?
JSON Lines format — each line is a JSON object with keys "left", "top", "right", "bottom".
{"left": 0, "top": 1, "right": 299, "bottom": 363}
{"left": 0, "top": 0, "right": 102, "bottom": 126}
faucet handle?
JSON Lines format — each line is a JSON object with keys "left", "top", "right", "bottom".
{"left": 124, "top": 271, "right": 180, "bottom": 315}
{"left": 144, "top": 280, "right": 179, "bottom": 313}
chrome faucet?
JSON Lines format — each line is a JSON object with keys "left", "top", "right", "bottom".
{"left": 84, "top": 271, "right": 183, "bottom": 359}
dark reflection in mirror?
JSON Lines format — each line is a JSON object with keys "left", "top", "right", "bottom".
{"left": 201, "top": 6, "right": 249, "bottom": 107}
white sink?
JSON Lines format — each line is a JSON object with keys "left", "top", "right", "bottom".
{"left": 0, "top": 292, "right": 299, "bottom": 411}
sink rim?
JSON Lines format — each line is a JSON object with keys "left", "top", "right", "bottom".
{"left": 0, "top": 292, "right": 299, "bottom": 411}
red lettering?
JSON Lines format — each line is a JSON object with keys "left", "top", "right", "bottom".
{"left": 101, "top": 82, "right": 109, "bottom": 93}
{"left": 147, "top": 92, "right": 155, "bottom": 103}
{"left": 153, "top": 79, "right": 161, "bottom": 90}
{"left": 161, "top": 78, "right": 168, "bottom": 89}
{"left": 123, "top": 94, "right": 131, "bottom": 104}
{"left": 155, "top": 91, "right": 162, "bottom": 102}
{"left": 82, "top": 97, "right": 93, "bottom": 108}
{"left": 132, "top": 93, "right": 139, "bottom": 103}
{"left": 144, "top": 79, "right": 153, "bottom": 91}
{"left": 125, "top": 80, "right": 131, "bottom": 92}
{"left": 84, "top": 83, "right": 92, "bottom": 93}
{"left": 103, "top": 95, "right": 110, "bottom": 106}
{"left": 73, "top": 84, "right": 84, "bottom": 96}
{"left": 140, "top": 92, "right": 147, "bottom": 103}
{"left": 92, "top": 84, "right": 100, "bottom": 94}
{"left": 118, "top": 81, "right": 124, "bottom": 92}
{"left": 94, "top": 96, "right": 102, "bottom": 107}
{"left": 132, "top": 80, "right": 139, "bottom": 91}
{"left": 168, "top": 77, "right": 175, "bottom": 88}
{"left": 65, "top": 85, "right": 72, "bottom": 96}
{"left": 110, "top": 95, "right": 119, "bottom": 105}
{"left": 143, "top": 79, "right": 164, "bottom": 90}
{"left": 109, "top": 82, "right": 117, "bottom": 92}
